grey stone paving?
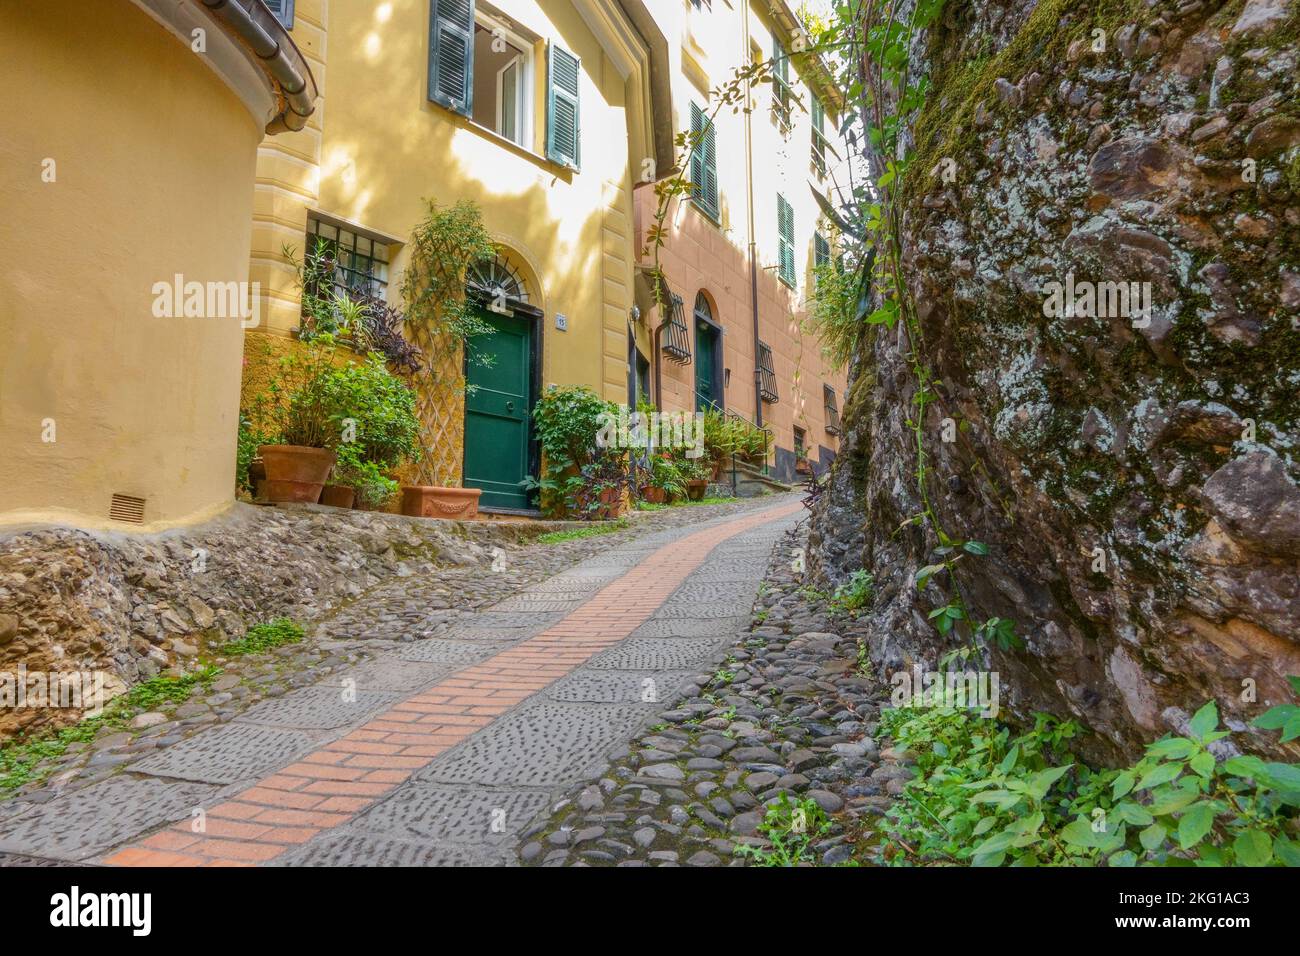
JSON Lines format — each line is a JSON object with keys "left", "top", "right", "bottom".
{"left": 235, "top": 687, "right": 400, "bottom": 730}
{"left": 0, "top": 777, "right": 221, "bottom": 862}
{"left": 415, "top": 701, "right": 655, "bottom": 788}
{"left": 130, "top": 723, "right": 317, "bottom": 784}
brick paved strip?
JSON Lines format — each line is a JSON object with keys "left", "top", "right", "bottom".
{"left": 103, "top": 500, "right": 801, "bottom": 867}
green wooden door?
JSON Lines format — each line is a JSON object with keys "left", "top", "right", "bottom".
{"left": 464, "top": 307, "right": 532, "bottom": 509}
{"left": 695, "top": 320, "right": 719, "bottom": 412}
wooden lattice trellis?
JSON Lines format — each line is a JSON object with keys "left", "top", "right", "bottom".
{"left": 404, "top": 325, "right": 463, "bottom": 487}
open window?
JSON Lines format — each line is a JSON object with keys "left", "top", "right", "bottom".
{"left": 471, "top": 15, "right": 533, "bottom": 148}
{"left": 428, "top": 1, "right": 578, "bottom": 165}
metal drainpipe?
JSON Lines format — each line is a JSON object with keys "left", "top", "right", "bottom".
{"left": 742, "top": 0, "right": 763, "bottom": 437}
{"left": 653, "top": 317, "right": 664, "bottom": 411}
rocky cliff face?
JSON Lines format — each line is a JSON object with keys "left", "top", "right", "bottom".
{"left": 809, "top": 0, "right": 1299, "bottom": 762}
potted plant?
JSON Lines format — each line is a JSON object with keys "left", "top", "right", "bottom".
{"left": 679, "top": 453, "right": 711, "bottom": 501}
{"left": 246, "top": 337, "right": 421, "bottom": 507}
{"left": 346, "top": 460, "right": 400, "bottom": 511}
{"left": 527, "top": 384, "right": 625, "bottom": 519}
{"left": 397, "top": 200, "right": 499, "bottom": 520}
{"left": 249, "top": 335, "right": 342, "bottom": 503}
{"left": 642, "top": 453, "right": 685, "bottom": 504}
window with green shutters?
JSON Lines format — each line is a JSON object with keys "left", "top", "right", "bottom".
{"left": 776, "top": 194, "right": 796, "bottom": 287}
{"left": 689, "top": 102, "right": 719, "bottom": 221}
{"left": 426, "top": 2, "right": 578, "bottom": 169}
{"left": 814, "top": 231, "right": 830, "bottom": 268}
{"left": 546, "top": 43, "right": 581, "bottom": 170}
{"left": 264, "top": 0, "right": 295, "bottom": 29}
{"left": 428, "top": 0, "right": 475, "bottom": 116}
{"left": 771, "top": 33, "right": 792, "bottom": 130}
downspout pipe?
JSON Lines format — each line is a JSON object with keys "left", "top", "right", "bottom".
{"left": 653, "top": 318, "right": 665, "bottom": 411}
{"left": 742, "top": 0, "right": 763, "bottom": 432}
{"left": 200, "top": 0, "right": 318, "bottom": 133}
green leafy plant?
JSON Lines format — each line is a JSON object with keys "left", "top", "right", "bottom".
{"left": 880, "top": 683, "right": 1300, "bottom": 867}
{"left": 734, "top": 794, "right": 833, "bottom": 866}
{"left": 236, "top": 413, "right": 273, "bottom": 493}
{"left": 646, "top": 454, "right": 687, "bottom": 499}
{"left": 334, "top": 450, "right": 400, "bottom": 509}
{"left": 527, "top": 385, "right": 627, "bottom": 518}
{"left": 318, "top": 352, "right": 420, "bottom": 468}
{"left": 831, "top": 569, "right": 874, "bottom": 613}
{"left": 219, "top": 618, "right": 305, "bottom": 657}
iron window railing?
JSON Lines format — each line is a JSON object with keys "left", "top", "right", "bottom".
{"left": 306, "top": 216, "right": 390, "bottom": 301}
{"left": 662, "top": 293, "right": 692, "bottom": 364}
{"left": 824, "top": 384, "right": 841, "bottom": 435}
{"left": 758, "top": 342, "right": 779, "bottom": 404}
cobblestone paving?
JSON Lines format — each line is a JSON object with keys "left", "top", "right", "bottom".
{"left": 518, "top": 525, "right": 914, "bottom": 867}
{"left": 0, "top": 496, "right": 805, "bottom": 866}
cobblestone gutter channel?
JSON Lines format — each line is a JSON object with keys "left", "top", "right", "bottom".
{"left": 0, "top": 497, "right": 797, "bottom": 865}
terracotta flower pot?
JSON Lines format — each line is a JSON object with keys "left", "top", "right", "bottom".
{"left": 595, "top": 486, "right": 627, "bottom": 519}
{"left": 641, "top": 485, "right": 666, "bottom": 504}
{"left": 258, "top": 445, "right": 336, "bottom": 503}
{"left": 686, "top": 478, "right": 708, "bottom": 501}
{"left": 401, "top": 485, "right": 482, "bottom": 520}
{"left": 320, "top": 484, "right": 356, "bottom": 509}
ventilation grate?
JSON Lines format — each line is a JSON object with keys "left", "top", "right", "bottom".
{"left": 109, "top": 494, "right": 146, "bottom": 524}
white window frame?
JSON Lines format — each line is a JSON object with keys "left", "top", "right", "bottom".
{"left": 476, "top": 13, "right": 534, "bottom": 150}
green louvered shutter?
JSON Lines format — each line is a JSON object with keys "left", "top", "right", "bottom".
{"left": 547, "top": 43, "right": 581, "bottom": 169}
{"left": 689, "top": 103, "right": 719, "bottom": 220}
{"left": 428, "top": 0, "right": 475, "bottom": 116}
{"left": 814, "top": 232, "right": 830, "bottom": 268}
{"left": 777, "top": 194, "right": 795, "bottom": 286}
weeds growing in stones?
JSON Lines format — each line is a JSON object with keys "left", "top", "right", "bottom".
{"left": 0, "top": 666, "right": 221, "bottom": 794}
{"left": 734, "top": 793, "right": 835, "bottom": 867}
{"left": 536, "top": 519, "right": 630, "bottom": 544}
{"left": 219, "top": 618, "right": 305, "bottom": 657}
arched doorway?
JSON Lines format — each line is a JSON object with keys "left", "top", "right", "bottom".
{"left": 693, "top": 291, "right": 723, "bottom": 412}
{"left": 463, "top": 248, "right": 543, "bottom": 511}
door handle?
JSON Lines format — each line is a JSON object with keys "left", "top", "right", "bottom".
{"left": 506, "top": 401, "right": 515, "bottom": 412}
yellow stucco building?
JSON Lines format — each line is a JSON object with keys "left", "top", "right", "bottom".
{"left": 244, "top": 0, "right": 672, "bottom": 509}
{"left": 1, "top": 0, "right": 318, "bottom": 531}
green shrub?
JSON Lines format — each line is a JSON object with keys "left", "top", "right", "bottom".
{"left": 881, "top": 679, "right": 1300, "bottom": 867}
{"left": 319, "top": 352, "right": 420, "bottom": 468}
{"left": 527, "top": 385, "right": 627, "bottom": 518}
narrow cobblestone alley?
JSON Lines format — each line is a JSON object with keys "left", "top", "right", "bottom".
{"left": 0, "top": 497, "right": 805, "bottom": 866}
